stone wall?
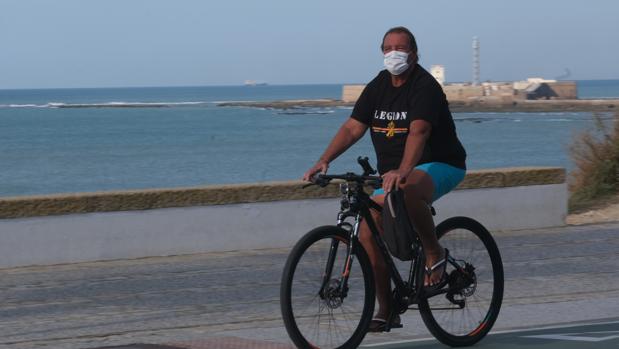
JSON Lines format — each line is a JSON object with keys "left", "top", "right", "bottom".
{"left": 342, "top": 85, "right": 365, "bottom": 103}
{"left": 343, "top": 80, "right": 578, "bottom": 102}
{"left": 548, "top": 81, "right": 578, "bottom": 99}
{"left": 0, "top": 167, "right": 567, "bottom": 268}
{"left": 443, "top": 84, "right": 484, "bottom": 100}
{"left": 0, "top": 167, "right": 565, "bottom": 219}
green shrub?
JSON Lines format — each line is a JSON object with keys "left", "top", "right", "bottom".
{"left": 568, "top": 112, "right": 619, "bottom": 212}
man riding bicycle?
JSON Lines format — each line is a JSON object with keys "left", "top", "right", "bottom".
{"left": 303, "top": 26, "right": 467, "bottom": 332}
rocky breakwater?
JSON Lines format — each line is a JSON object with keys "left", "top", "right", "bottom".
{"left": 217, "top": 98, "right": 619, "bottom": 113}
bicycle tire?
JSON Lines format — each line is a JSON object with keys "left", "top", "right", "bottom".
{"left": 280, "top": 226, "right": 375, "bottom": 349}
{"left": 418, "top": 217, "right": 504, "bottom": 347}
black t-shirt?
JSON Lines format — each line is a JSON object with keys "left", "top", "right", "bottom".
{"left": 351, "top": 65, "right": 466, "bottom": 174}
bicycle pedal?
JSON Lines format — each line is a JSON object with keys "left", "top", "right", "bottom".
{"left": 385, "top": 322, "right": 403, "bottom": 331}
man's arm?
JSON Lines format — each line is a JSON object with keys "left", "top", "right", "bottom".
{"left": 303, "top": 118, "right": 368, "bottom": 181}
{"left": 381, "top": 119, "right": 431, "bottom": 191}
{"left": 398, "top": 119, "right": 431, "bottom": 173}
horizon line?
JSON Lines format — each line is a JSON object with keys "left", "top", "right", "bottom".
{"left": 2, "top": 78, "right": 619, "bottom": 91}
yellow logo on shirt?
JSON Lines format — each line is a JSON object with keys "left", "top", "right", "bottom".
{"left": 386, "top": 121, "right": 396, "bottom": 138}
{"left": 372, "top": 121, "right": 407, "bottom": 139}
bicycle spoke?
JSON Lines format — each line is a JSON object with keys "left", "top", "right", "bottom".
{"left": 283, "top": 230, "right": 373, "bottom": 348}
{"left": 418, "top": 217, "right": 503, "bottom": 346}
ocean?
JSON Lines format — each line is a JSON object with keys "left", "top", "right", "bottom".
{"left": 1, "top": 80, "right": 618, "bottom": 197}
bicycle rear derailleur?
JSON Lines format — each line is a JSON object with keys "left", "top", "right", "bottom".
{"left": 446, "top": 263, "right": 477, "bottom": 308}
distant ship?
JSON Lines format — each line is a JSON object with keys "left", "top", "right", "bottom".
{"left": 244, "top": 80, "right": 268, "bottom": 86}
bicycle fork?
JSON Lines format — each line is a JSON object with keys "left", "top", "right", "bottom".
{"left": 318, "top": 214, "right": 361, "bottom": 301}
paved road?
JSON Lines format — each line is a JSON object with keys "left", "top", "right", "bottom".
{"left": 0, "top": 222, "right": 618, "bottom": 349}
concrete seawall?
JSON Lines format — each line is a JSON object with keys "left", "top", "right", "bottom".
{"left": 0, "top": 167, "right": 566, "bottom": 268}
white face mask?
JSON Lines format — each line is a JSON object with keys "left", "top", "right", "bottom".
{"left": 383, "top": 50, "right": 410, "bottom": 75}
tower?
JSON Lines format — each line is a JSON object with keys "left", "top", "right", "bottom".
{"left": 472, "top": 36, "right": 480, "bottom": 86}
{"left": 430, "top": 65, "right": 445, "bottom": 85}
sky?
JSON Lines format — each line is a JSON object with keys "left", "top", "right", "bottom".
{"left": 1, "top": 0, "right": 618, "bottom": 89}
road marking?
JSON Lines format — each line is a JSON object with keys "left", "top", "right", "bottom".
{"left": 361, "top": 337, "right": 435, "bottom": 347}
{"left": 360, "top": 320, "right": 619, "bottom": 348}
{"left": 523, "top": 330, "right": 619, "bottom": 342}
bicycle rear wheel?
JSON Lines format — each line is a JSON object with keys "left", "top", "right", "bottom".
{"left": 280, "top": 226, "right": 375, "bottom": 349}
{"left": 418, "top": 217, "right": 504, "bottom": 347}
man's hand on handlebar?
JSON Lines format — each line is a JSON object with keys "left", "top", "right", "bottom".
{"left": 303, "top": 159, "right": 329, "bottom": 182}
{"left": 301, "top": 157, "right": 382, "bottom": 189}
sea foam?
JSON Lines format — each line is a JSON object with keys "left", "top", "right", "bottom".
{"left": 0, "top": 101, "right": 213, "bottom": 109}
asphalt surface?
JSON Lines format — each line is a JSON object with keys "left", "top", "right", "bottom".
{"left": 0, "top": 221, "right": 618, "bottom": 349}
{"left": 363, "top": 320, "right": 619, "bottom": 349}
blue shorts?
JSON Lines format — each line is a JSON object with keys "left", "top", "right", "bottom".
{"left": 373, "top": 162, "right": 466, "bottom": 202}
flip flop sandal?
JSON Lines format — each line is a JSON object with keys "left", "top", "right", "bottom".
{"left": 368, "top": 315, "right": 402, "bottom": 333}
{"left": 424, "top": 248, "right": 450, "bottom": 292}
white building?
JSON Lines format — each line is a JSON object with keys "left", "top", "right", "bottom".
{"left": 513, "top": 77, "right": 557, "bottom": 91}
{"left": 430, "top": 65, "right": 445, "bottom": 85}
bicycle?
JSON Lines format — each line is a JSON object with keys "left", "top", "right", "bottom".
{"left": 280, "top": 157, "right": 504, "bottom": 348}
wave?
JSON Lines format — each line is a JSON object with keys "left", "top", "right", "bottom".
{"left": 0, "top": 103, "right": 49, "bottom": 108}
{"left": 277, "top": 109, "right": 335, "bottom": 115}
{"left": 212, "top": 100, "right": 256, "bottom": 104}
{"left": 0, "top": 101, "right": 213, "bottom": 109}
{"left": 543, "top": 118, "right": 571, "bottom": 122}
{"left": 454, "top": 117, "right": 492, "bottom": 123}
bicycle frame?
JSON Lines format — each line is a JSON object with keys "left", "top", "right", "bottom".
{"left": 326, "top": 181, "right": 428, "bottom": 317}
{"left": 287, "top": 158, "right": 501, "bottom": 347}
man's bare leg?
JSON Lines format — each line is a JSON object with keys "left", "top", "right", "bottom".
{"left": 360, "top": 168, "right": 445, "bottom": 321}
{"left": 399, "top": 170, "right": 446, "bottom": 286}
{"left": 358, "top": 194, "right": 393, "bottom": 320}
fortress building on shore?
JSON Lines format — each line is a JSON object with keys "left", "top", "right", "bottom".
{"left": 343, "top": 36, "right": 577, "bottom": 103}
{"left": 342, "top": 72, "right": 577, "bottom": 103}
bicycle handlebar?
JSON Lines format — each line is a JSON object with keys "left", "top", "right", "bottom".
{"left": 313, "top": 173, "right": 381, "bottom": 186}
{"left": 303, "top": 156, "right": 381, "bottom": 188}
{"left": 306, "top": 156, "right": 381, "bottom": 188}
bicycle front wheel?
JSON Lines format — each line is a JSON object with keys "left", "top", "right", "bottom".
{"left": 418, "top": 217, "right": 504, "bottom": 347}
{"left": 280, "top": 226, "right": 375, "bottom": 349}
